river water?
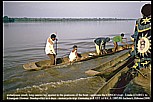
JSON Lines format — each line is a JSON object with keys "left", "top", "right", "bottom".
{"left": 3, "top": 20, "right": 136, "bottom": 99}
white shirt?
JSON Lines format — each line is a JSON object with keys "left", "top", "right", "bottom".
{"left": 69, "top": 50, "right": 77, "bottom": 62}
{"left": 45, "top": 37, "right": 56, "bottom": 55}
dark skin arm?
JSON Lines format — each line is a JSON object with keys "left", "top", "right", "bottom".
{"left": 103, "top": 43, "right": 106, "bottom": 50}
{"left": 122, "top": 37, "right": 127, "bottom": 42}
{"left": 101, "top": 42, "right": 108, "bottom": 54}
{"left": 121, "top": 39, "right": 128, "bottom": 48}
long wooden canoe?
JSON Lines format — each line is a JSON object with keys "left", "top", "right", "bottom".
{"left": 23, "top": 44, "right": 133, "bottom": 71}
{"left": 85, "top": 49, "right": 133, "bottom": 76}
{"left": 86, "top": 54, "right": 135, "bottom": 97}
{"left": 92, "top": 58, "right": 151, "bottom": 98}
{"left": 85, "top": 46, "right": 150, "bottom": 97}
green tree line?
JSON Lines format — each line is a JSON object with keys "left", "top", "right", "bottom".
{"left": 3, "top": 16, "right": 136, "bottom": 23}
{"left": 3, "top": 16, "right": 15, "bottom": 23}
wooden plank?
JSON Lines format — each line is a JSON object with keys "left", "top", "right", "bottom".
{"left": 85, "top": 70, "right": 101, "bottom": 76}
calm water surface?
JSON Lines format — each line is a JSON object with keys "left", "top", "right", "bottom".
{"left": 3, "top": 20, "right": 136, "bottom": 99}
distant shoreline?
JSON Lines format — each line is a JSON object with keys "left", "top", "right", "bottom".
{"left": 3, "top": 16, "right": 136, "bottom": 23}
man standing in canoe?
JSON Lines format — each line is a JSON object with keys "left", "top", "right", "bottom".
{"left": 94, "top": 37, "right": 110, "bottom": 55}
{"left": 45, "top": 33, "right": 57, "bottom": 65}
{"left": 113, "top": 33, "right": 127, "bottom": 52}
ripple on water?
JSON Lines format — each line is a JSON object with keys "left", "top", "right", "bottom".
{"left": 11, "top": 76, "right": 106, "bottom": 94}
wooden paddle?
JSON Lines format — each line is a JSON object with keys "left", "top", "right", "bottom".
{"left": 55, "top": 32, "right": 58, "bottom": 65}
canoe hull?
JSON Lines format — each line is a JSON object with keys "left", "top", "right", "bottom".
{"left": 23, "top": 44, "right": 133, "bottom": 71}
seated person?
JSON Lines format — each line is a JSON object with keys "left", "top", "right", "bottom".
{"left": 69, "top": 45, "right": 81, "bottom": 64}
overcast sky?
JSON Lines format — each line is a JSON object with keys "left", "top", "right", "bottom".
{"left": 3, "top": 1, "right": 151, "bottom": 19}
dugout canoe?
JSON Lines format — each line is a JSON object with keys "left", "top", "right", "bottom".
{"left": 23, "top": 44, "right": 133, "bottom": 71}
{"left": 123, "top": 65, "right": 151, "bottom": 97}
{"left": 91, "top": 53, "right": 135, "bottom": 96}
{"left": 93, "top": 58, "right": 151, "bottom": 97}
{"left": 85, "top": 49, "right": 134, "bottom": 76}
{"left": 88, "top": 49, "right": 150, "bottom": 97}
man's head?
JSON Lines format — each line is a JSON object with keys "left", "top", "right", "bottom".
{"left": 73, "top": 45, "right": 77, "bottom": 50}
{"left": 50, "top": 33, "right": 56, "bottom": 41}
{"left": 141, "top": 4, "right": 151, "bottom": 17}
{"left": 106, "top": 37, "right": 110, "bottom": 42}
{"left": 121, "top": 33, "right": 124, "bottom": 38}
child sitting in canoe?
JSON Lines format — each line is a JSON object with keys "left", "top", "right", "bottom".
{"left": 69, "top": 45, "right": 82, "bottom": 64}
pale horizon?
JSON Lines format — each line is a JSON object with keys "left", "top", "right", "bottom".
{"left": 3, "top": 1, "right": 151, "bottom": 19}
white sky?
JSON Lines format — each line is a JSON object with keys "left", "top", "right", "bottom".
{"left": 3, "top": 1, "right": 151, "bottom": 19}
